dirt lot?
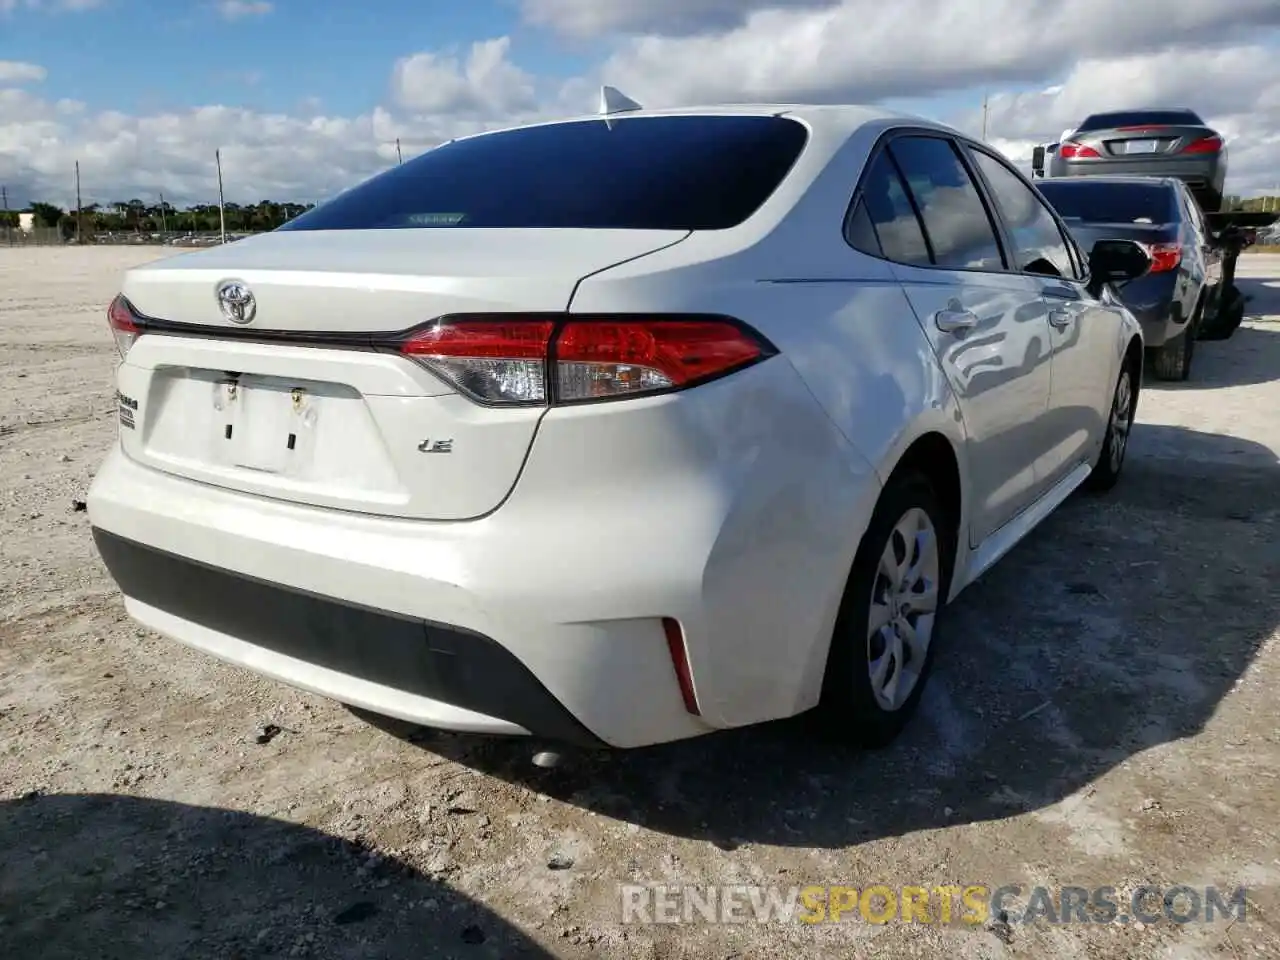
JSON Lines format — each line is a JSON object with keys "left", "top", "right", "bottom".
{"left": 2, "top": 246, "right": 1279, "bottom": 960}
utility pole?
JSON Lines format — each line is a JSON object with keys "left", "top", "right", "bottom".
{"left": 215, "top": 149, "right": 227, "bottom": 244}
{"left": 159, "top": 191, "right": 168, "bottom": 234}
{"left": 396, "top": 138, "right": 403, "bottom": 164}
{"left": 75, "top": 161, "right": 83, "bottom": 243}
{"left": 981, "top": 94, "right": 989, "bottom": 141}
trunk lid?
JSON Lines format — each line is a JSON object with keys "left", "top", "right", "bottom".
{"left": 114, "top": 228, "right": 688, "bottom": 521}
{"left": 1072, "top": 124, "right": 1218, "bottom": 160}
{"left": 1061, "top": 221, "right": 1179, "bottom": 249}
{"left": 123, "top": 228, "right": 687, "bottom": 331}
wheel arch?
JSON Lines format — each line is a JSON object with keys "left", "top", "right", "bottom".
{"left": 882, "top": 431, "right": 963, "bottom": 559}
{"left": 795, "top": 425, "right": 965, "bottom": 720}
{"left": 1123, "top": 332, "right": 1144, "bottom": 399}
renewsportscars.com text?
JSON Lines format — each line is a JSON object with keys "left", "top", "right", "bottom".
{"left": 619, "top": 883, "right": 1248, "bottom": 926}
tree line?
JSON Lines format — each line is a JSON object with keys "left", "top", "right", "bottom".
{"left": 1, "top": 199, "right": 318, "bottom": 238}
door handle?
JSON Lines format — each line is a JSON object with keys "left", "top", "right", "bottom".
{"left": 934, "top": 308, "right": 979, "bottom": 334}
{"left": 1047, "top": 307, "right": 1073, "bottom": 330}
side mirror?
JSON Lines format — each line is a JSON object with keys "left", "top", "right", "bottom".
{"left": 1031, "top": 145, "right": 1046, "bottom": 177}
{"left": 1088, "top": 239, "right": 1152, "bottom": 292}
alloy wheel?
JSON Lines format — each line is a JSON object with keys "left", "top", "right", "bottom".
{"left": 1109, "top": 370, "right": 1133, "bottom": 473}
{"left": 866, "top": 507, "right": 940, "bottom": 712}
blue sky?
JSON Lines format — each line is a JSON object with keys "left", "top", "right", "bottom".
{"left": 2, "top": 0, "right": 1278, "bottom": 205}
{"left": 2, "top": 0, "right": 978, "bottom": 119}
{"left": 2, "top": 0, "right": 597, "bottom": 116}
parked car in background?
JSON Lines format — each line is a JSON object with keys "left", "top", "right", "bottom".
{"left": 1036, "top": 176, "right": 1222, "bottom": 381}
{"left": 1034, "top": 108, "right": 1228, "bottom": 213}
{"left": 87, "top": 103, "right": 1151, "bottom": 752}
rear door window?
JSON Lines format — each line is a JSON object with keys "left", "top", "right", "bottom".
{"left": 1177, "top": 185, "right": 1208, "bottom": 244}
{"left": 849, "top": 150, "right": 930, "bottom": 265}
{"left": 844, "top": 198, "right": 883, "bottom": 257}
{"left": 281, "top": 115, "right": 809, "bottom": 232}
{"left": 884, "top": 136, "right": 1006, "bottom": 271}
{"left": 968, "top": 149, "right": 1077, "bottom": 279}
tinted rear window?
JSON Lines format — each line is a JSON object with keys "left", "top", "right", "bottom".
{"left": 1076, "top": 109, "right": 1203, "bottom": 132}
{"left": 279, "top": 115, "right": 809, "bottom": 232}
{"left": 1036, "top": 180, "right": 1178, "bottom": 224}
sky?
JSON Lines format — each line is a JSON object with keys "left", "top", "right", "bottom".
{"left": 1, "top": 0, "right": 1279, "bottom": 209}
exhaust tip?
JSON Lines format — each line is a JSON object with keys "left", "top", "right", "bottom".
{"left": 531, "top": 750, "right": 562, "bottom": 769}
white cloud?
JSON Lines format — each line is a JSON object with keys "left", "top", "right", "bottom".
{"left": 0, "top": 35, "right": 575, "bottom": 209}
{"left": 595, "top": 0, "right": 1280, "bottom": 106}
{"left": 520, "top": 0, "right": 836, "bottom": 40}
{"left": 1, "top": 7, "right": 1278, "bottom": 208}
{"left": 217, "top": 0, "right": 272, "bottom": 20}
{"left": 391, "top": 38, "right": 538, "bottom": 116}
{"left": 0, "top": 60, "right": 46, "bottom": 83}
{"left": 958, "top": 45, "right": 1280, "bottom": 195}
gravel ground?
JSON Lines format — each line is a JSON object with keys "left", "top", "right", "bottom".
{"left": 2, "top": 246, "right": 1279, "bottom": 960}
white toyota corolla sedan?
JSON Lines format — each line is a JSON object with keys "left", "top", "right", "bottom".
{"left": 87, "top": 100, "right": 1149, "bottom": 751}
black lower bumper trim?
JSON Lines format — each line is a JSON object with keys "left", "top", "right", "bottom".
{"left": 91, "top": 528, "right": 605, "bottom": 748}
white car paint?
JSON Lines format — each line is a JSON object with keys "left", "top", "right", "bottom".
{"left": 87, "top": 103, "right": 1144, "bottom": 749}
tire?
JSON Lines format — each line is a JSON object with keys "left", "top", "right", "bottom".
{"left": 1151, "top": 328, "right": 1194, "bottom": 381}
{"left": 1086, "top": 362, "right": 1136, "bottom": 492}
{"left": 814, "top": 471, "right": 955, "bottom": 748}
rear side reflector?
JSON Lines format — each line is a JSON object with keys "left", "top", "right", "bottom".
{"left": 107, "top": 294, "right": 142, "bottom": 358}
{"left": 1141, "top": 242, "right": 1182, "bottom": 273}
{"left": 399, "top": 314, "right": 774, "bottom": 406}
{"left": 1180, "top": 135, "right": 1223, "bottom": 155}
{"left": 1059, "top": 141, "right": 1101, "bottom": 159}
{"left": 662, "top": 617, "right": 700, "bottom": 716}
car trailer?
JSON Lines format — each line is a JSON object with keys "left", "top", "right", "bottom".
{"left": 1198, "top": 209, "right": 1280, "bottom": 341}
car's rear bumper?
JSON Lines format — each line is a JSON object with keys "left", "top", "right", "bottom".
{"left": 1055, "top": 156, "right": 1222, "bottom": 193}
{"left": 86, "top": 448, "right": 716, "bottom": 748}
{"left": 87, "top": 356, "right": 875, "bottom": 748}
{"left": 1116, "top": 272, "right": 1184, "bottom": 347}
{"left": 93, "top": 527, "right": 607, "bottom": 746}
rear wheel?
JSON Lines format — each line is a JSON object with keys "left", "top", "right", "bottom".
{"left": 1086, "top": 363, "right": 1135, "bottom": 492}
{"left": 815, "top": 472, "right": 954, "bottom": 748}
{"left": 1151, "top": 327, "right": 1194, "bottom": 381}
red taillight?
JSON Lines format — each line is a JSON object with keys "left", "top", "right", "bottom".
{"left": 555, "top": 318, "right": 765, "bottom": 402}
{"left": 1141, "top": 242, "right": 1182, "bottom": 273}
{"left": 1059, "top": 141, "right": 1101, "bottom": 159}
{"left": 662, "top": 618, "right": 700, "bottom": 716}
{"left": 1180, "top": 135, "right": 1222, "bottom": 155}
{"left": 107, "top": 294, "right": 142, "bottom": 358}
{"left": 399, "top": 315, "right": 771, "bottom": 405}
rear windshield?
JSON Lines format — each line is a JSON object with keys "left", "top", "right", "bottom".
{"left": 1076, "top": 109, "right": 1203, "bottom": 132}
{"left": 279, "top": 115, "right": 809, "bottom": 232}
{"left": 1036, "top": 180, "right": 1178, "bottom": 224}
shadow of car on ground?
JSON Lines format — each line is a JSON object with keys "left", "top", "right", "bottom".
{"left": 1144, "top": 308, "right": 1280, "bottom": 390}
{"left": 356, "top": 421, "right": 1279, "bottom": 853}
{"left": 0, "top": 793, "right": 554, "bottom": 960}
{"left": 1239, "top": 275, "right": 1280, "bottom": 319}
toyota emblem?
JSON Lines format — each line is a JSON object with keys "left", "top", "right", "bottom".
{"left": 216, "top": 280, "right": 256, "bottom": 325}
